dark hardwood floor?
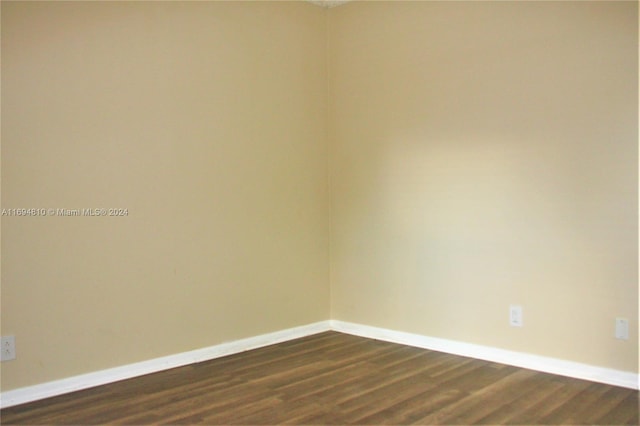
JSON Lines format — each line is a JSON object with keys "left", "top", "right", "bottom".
{"left": 1, "top": 331, "right": 638, "bottom": 425}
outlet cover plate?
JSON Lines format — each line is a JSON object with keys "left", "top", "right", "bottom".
{"left": 1, "top": 335, "right": 16, "bottom": 361}
{"left": 615, "top": 318, "right": 629, "bottom": 340}
{"left": 509, "top": 305, "right": 523, "bottom": 327}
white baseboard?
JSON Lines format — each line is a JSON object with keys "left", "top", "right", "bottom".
{"left": 330, "top": 320, "right": 639, "bottom": 390}
{"left": 0, "top": 321, "right": 331, "bottom": 409}
{"left": 2, "top": 319, "right": 637, "bottom": 409}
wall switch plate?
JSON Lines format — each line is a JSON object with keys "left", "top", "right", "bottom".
{"left": 615, "top": 318, "right": 629, "bottom": 340}
{"left": 1, "top": 335, "right": 16, "bottom": 361}
{"left": 509, "top": 305, "right": 523, "bottom": 327}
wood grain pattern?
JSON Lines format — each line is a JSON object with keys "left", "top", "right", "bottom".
{"left": 2, "top": 332, "right": 638, "bottom": 425}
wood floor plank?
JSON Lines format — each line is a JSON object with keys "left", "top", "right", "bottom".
{"left": 594, "top": 390, "right": 640, "bottom": 425}
{"left": 337, "top": 371, "right": 438, "bottom": 423}
{"left": 472, "top": 374, "right": 564, "bottom": 424}
{"left": 517, "top": 377, "right": 595, "bottom": 425}
{"left": 547, "top": 382, "right": 627, "bottom": 424}
{"left": 2, "top": 331, "right": 637, "bottom": 425}
{"left": 354, "top": 386, "right": 466, "bottom": 425}
{"left": 411, "top": 368, "right": 537, "bottom": 425}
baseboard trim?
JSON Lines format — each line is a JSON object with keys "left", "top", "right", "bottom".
{"left": 0, "top": 321, "right": 331, "bottom": 409}
{"left": 2, "top": 319, "right": 637, "bottom": 408}
{"left": 330, "top": 320, "right": 639, "bottom": 390}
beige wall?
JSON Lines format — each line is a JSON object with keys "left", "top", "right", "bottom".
{"left": 329, "top": 1, "right": 638, "bottom": 372}
{"left": 1, "top": 0, "right": 638, "bottom": 393}
{"left": 1, "top": 1, "right": 329, "bottom": 390}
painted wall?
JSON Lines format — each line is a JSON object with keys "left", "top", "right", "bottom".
{"left": 2, "top": 0, "right": 638, "bottom": 393}
{"left": 328, "top": 1, "right": 638, "bottom": 372}
{"left": 1, "top": 1, "right": 329, "bottom": 390}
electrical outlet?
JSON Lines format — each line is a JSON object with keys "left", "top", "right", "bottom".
{"left": 509, "top": 305, "right": 523, "bottom": 327}
{"left": 1, "top": 336, "right": 16, "bottom": 361}
{"left": 615, "top": 318, "right": 629, "bottom": 340}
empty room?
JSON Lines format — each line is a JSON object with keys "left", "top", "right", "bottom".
{"left": 1, "top": 0, "right": 638, "bottom": 424}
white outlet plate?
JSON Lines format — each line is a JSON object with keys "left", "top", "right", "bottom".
{"left": 509, "top": 305, "right": 523, "bottom": 327}
{"left": 615, "top": 318, "right": 629, "bottom": 340}
{"left": 1, "top": 335, "right": 16, "bottom": 361}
